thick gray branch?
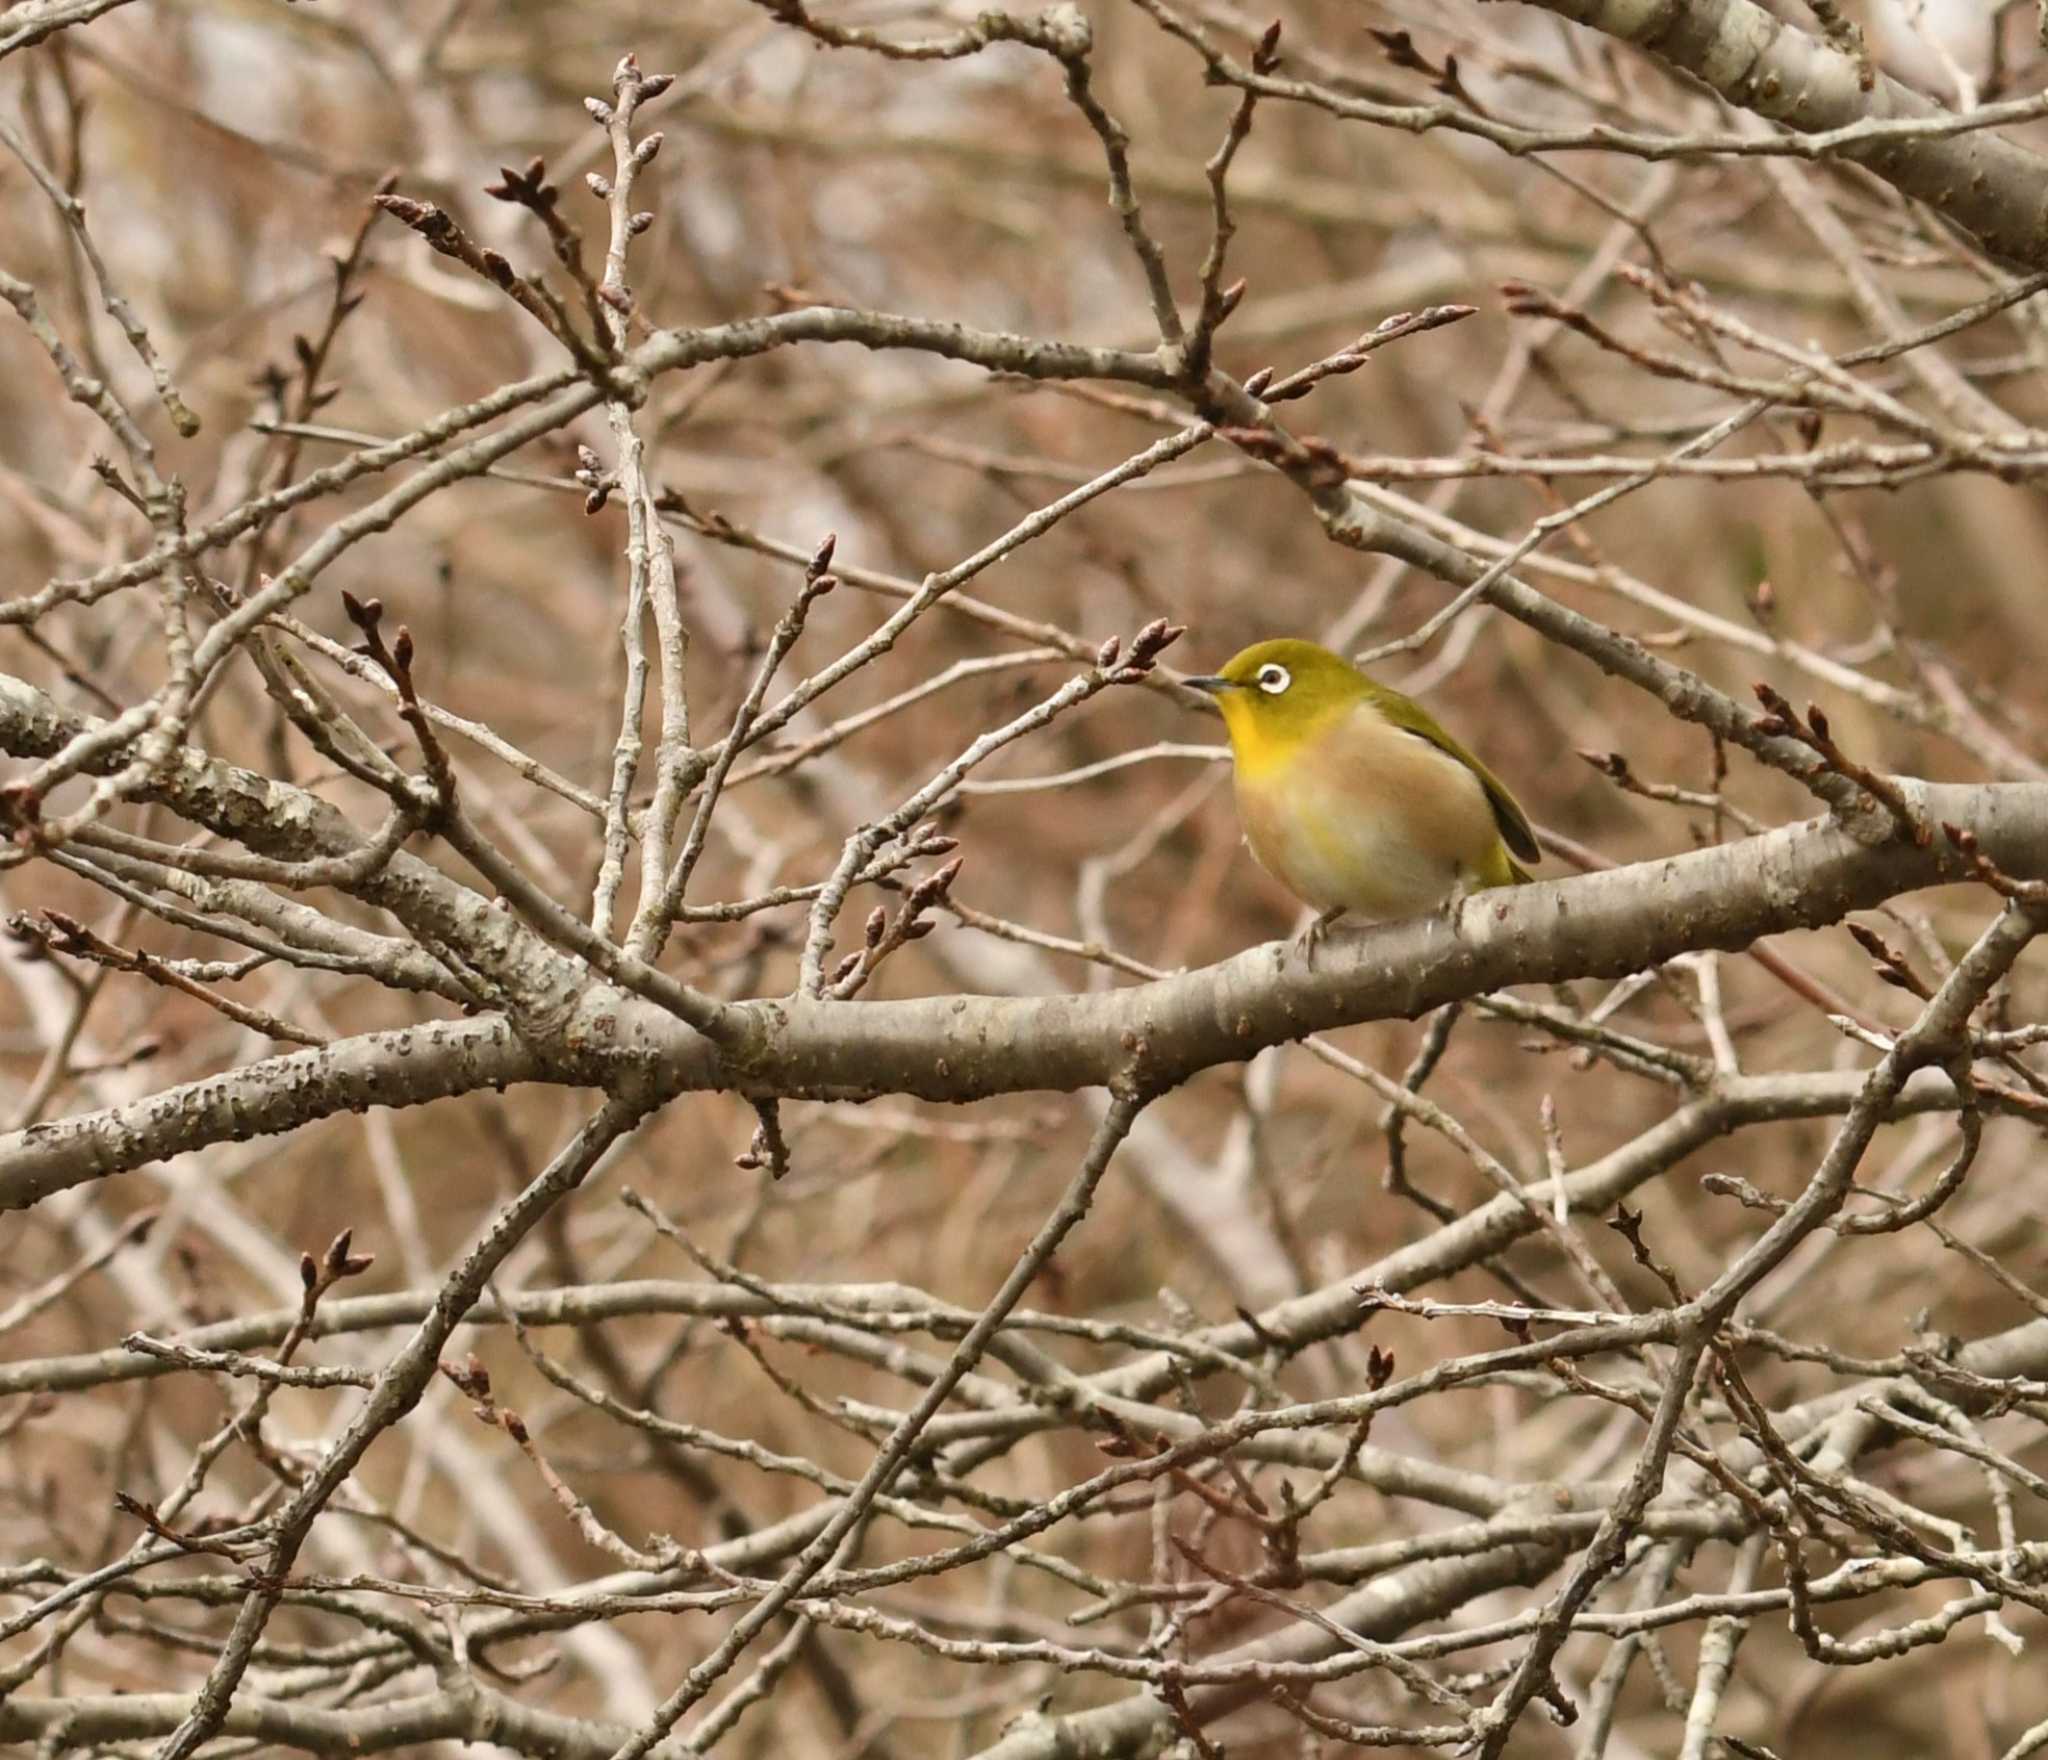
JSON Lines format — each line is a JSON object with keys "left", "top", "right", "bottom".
{"left": 722, "top": 779, "right": 2048, "bottom": 1100}
{"left": 4, "top": 770, "right": 2046, "bottom": 1206}
{"left": 1523, "top": 0, "right": 2048, "bottom": 268}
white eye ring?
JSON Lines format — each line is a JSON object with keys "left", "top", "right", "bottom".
{"left": 1255, "top": 663, "right": 1291, "bottom": 695}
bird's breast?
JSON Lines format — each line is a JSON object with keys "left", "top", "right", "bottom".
{"left": 1232, "top": 710, "right": 1501, "bottom": 920}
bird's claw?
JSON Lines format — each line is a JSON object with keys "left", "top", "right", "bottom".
{"left": 1294, "top": 907, "right": 1346, "bottom": 969}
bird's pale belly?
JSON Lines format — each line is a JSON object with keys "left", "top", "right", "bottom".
{"left": 1234, "top": 735, "right": 1499, "bottom": 921}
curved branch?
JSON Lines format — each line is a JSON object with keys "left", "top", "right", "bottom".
{"left": 724, "top": 780, "right": 2048, "bottom": 1101}
{"left": 0, "top": 0, "right": 136, "bottom": 59}
{"left": 1523, "top": 0, "right": 2048, "bottom": 269}
{"left": 4, "top": 782, "right": 2045, "bottom": 1205}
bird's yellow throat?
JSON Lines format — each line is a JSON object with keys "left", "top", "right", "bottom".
{"left": 1213, "top": 690, "right": 1346, "bottom": 783}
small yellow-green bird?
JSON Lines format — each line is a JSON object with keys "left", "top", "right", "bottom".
{"left": 1187, "top": 639, "right": 1539, "bottom": 951}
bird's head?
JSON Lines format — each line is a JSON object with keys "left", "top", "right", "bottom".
{"left": 1186, "top": 639, "right": 1367, "bottom": 758}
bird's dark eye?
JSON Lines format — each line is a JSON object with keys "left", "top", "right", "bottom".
{"left": 1256, "top": 663, "right": 1291, "bottom": 695}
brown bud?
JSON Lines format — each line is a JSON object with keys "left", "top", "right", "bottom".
{"left": 373, "top": 193, "right": 432, "bottom": 226}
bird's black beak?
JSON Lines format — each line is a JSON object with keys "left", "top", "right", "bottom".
{"left": 1183, "top": 675, "right": 1235, "bottom": 695}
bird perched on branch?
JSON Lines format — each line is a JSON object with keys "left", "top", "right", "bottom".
{"left": 1186, "top": 639, "right": 1539, "bottom": 956}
